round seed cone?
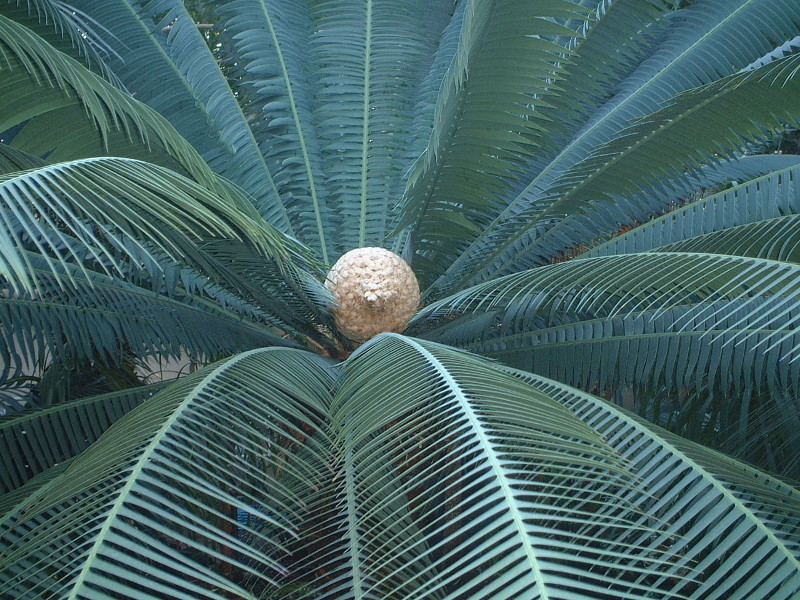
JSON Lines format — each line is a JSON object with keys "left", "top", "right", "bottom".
{"left": 325, "top": 247, "right": 420, "bottom": 342}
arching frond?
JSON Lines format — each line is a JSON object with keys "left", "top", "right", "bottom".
{"left": 589, "top": 158, "right": 800, "bottom": 257}
{"left": 0, "top": 12, "right": 226, "bottom": 190}
{"left": 497, "top": 154, "right": 800, "bottom": 270}
{"left": 1, "top": 252, "right": 298, "bottom": 390}
{"left": 0, "top": 348, "right": 333, "bottom": 599}
{"left": 394, "top": 0, "right": 588, "bottom": 284}
{"left": 0, "top": 157, "right": 295, "bottom": 294}
{"left": 416, "top": 252, "right": 800, "bottom": 375}
{"left": 512, "top": 370, "right": 800, "bottom": 600}
{"left": 298, "top": 334, "right": 682, "bottom": 600}
{"left": 219, "top": 0, "right": 331, "bottom": 259}
{"left": 528, "top": 0, "right": 676, "bottom": 156}
{"left": 105, "top": 0, "right": 293, "bottom": 232}
{"left": 546, "top": 54, "right": 800, "bottom": 218}
{"left": 428, "top": 0, "right": 800, "bottom": 291}
{"left": 310, "top": 0, "right": 455, "bottom": 258}
{"left": 200, "top": 239, "right": 334, "bottom": 343}
{"left": 415, "top": 251, "right": 800, "bottom": 476}
{"left": 0, "top": 0, "right": 123, "bottom": 84}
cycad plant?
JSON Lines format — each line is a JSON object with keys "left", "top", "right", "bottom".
{"left": 2, "top": 0, "right": 800, "bottom": 598}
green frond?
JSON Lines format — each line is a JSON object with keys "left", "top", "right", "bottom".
{"left": 429, "top": 0, "right": 800, "bottom": 291}
{"left": 589, "top": 157, "right": 800, "bottom": 258}
{"left": 117, "top": 0, "right": 292, "bottom": 232}
{"left": 395, "top": 0, "right": 588, "bottom": 284}
{"left": 492, "top": 154, "right": 800, "bottom": 270}
{"left": 530, "top": 0, "right": 676, "bottom": 156}
{"left": 0, "top": 348, "right": 333, "bottom": 599}
{"left": 1, "top": 253, "right": 297, "bottom": 387}
{"left": 545, "top": 53, "right": 800, "bottom": 218}
{"left": 483, "top": 310, "right": 800, "bottom": 475}
{"left": 200, "top": 239, "right": 334, "bottom": 342}
{"left": 416, "top": 251, "right": 800, "bottom": 476}
{"left": 219, "top": 0, "right": 331, "bottom": 259}
{"left": 310, "top": 0, "right": 455, "bottom": 257}
{"left": 416, "top": 252, "right": 800, "bottom": 366}
{"left": 0, "top": 382, "right": 170, "bottom": 494}
{"left": 297, "top": 334, "right": 684, "bottom": 600}
{"left": 0, "top": 14, "right": 220, "bottom": 189}
{"left": 511, "top": 371, "right": 800, "bottom": 600}
{"left": 0, "top": 157, "right": 294, "bottom": 294}
{"left": 0, "top": 0, "right": 123, "bottom": 85}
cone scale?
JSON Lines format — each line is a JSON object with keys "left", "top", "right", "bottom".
{"left": 324, "top": 247, "right": 420, "bottom": 342}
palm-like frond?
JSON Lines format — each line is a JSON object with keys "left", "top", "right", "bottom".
{"left": 0, "top": 157, "right": 294, "bottom": 293}
{"left": 532, "top": 0, "right": 676, "bottom": 156}
{"left": 0, "top": 381, "right": 169, "bottom": 494}
{"left": 3, "top": 337, "right": 799, "bottom": 598}
{"left": 309, "top": 0, "right": 454, "bottom": 258}
{"left": 0, "top": 461, "right": 70, "bottom": 518}
{"left": 219, "top": 0, "right": 331, "bottom": 258}
{"left": 77, "top": 0, "right": 294, "bottom": 232}
{"left": 460, "top": 153, "right": 800, "bottom": 273}
{"left": 0, "top": 11, "right": 225, "bottom": 189}
{"left": 588, "top": 157, "right": 800, "bottom": 257}
{"left": 428, "top": 0, "right": 800, "bottom": 293}
{"left": 415, "top": 250, "right": 800, "bottom": 476}
{"left": 304, "top": 334, "right": 677, "bottom": 600}
{"left": 199, "top": 239, "right": 334, "bottom": 342}
{"left": 513, "top": 370, "right": 800, "bottom": 600}
{"left": 0, "top": 0, "right": 123, "bottom": 84}
{"left": 416, "top": 251, "right": 800, "bottom": 396}
{"left": 1, "top": 250, "right": 301, "bottom": 377}
{"left": 545, "top": 54, "right": 800, "bottom": 218}
{"left": 396, "top": 0, "right": 588, "bottom": 282}
{"left": 0, "top": 348, "right": 333, "bottom": 599}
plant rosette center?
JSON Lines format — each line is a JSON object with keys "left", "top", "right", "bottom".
{"left": 324, "top": 247, "right": 420, "bottom": 342}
